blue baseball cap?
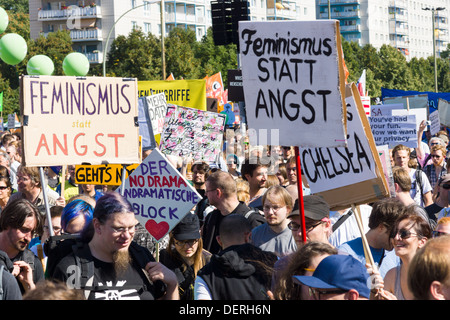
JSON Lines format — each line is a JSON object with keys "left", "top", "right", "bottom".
{"left": 293, "top": 254, "right": 370, "bottom": 299}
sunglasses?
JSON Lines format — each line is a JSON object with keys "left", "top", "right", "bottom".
{"left": 394, "top": 228, "right": 422, "bottom": 240}
{"left": 0, "top": 186, "right": 9, "bottom": 190}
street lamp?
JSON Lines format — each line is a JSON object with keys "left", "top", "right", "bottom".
{"left": 422, "top": 6, "right": 446, "bottom": 93}
{"left": 102, "top": 0, "right": 165, "bottom": 79}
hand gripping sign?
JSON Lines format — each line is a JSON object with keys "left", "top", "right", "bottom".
{"left": 119, "top": 148, "right": 201, "bottom": 241}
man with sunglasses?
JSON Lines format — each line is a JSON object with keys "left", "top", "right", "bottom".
{"left": 423, "top": 144, "right": 447, "bottom": 190}
{"left": 338, "top": 198, "right": 406, "bottom": 278}
{"left": 416, "top": 120, "right": 447, "bottom": 168}
{"left": 287, "top": 195, "right": 334, "bottom": 247}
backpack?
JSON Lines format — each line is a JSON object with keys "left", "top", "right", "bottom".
{"left": 415, "top": 169, "right": 424, "bottom": 204}
{"left": 0, "top": 265, "right": 4, "bottom": 300}
{"left": 46, "top": 235, "right": 166, "bottom": 298}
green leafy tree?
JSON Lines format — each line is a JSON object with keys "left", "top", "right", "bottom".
{"left": 164, "top": 27, "right": 201, "bottom": 80}
{"left": 106, "top": 28, "right": 162, "bottom": 80}
{"left": 0, "top": 0, "right": 28, "bottom": 13}
{"left": 194, "top": 27, "right": 237, "bottom": 85}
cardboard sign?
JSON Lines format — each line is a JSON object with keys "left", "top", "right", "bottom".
{"left": 369, "top": 114, "right": 417, "bottom": 148}
{"left": 300, "top": 84, "right": 378, "bottom": 194}
{"left": 159, "top": 105, "right": 226, "bottom": 163}
{"left": 119, "top": 148, "right": 201, "bottom": 241}
{"left": 20, "top": 76, "right": 140, "bottom": 166}
{"left": 361, "top": 96, "right": 371, "bottom": 116}
{"left": 383, "top": 94, "right": 428, "bottom": 110}
{"left": 75, "top": 163, "right": 139, "bottom": 185}
{"left": 429, "top": 110, "right": 440, "bottom": 136}
{"left": 370, "top": 103, "right": 404, "bottom": 117}
{"left": 238, "top": 20, "right": 347, "bottom": 148}
{"left": 138, "top": 97, "right": 156, "bottom": 151}
{"left": 376, "top": 145, "right": 396, "bottom": 198}
{"left": 138, "top": 79, "right": 206, "bottom": 111}
{"left": 143, "top": 93, "right": 168, "bottom": 136}
{"left": 438, "top": 98, "right": 450, "bottom": 127}
{"left": 370, "top": 103, "right": 427, "bottom": 131}
{"left": 303, "top": 83, "right": 388, "bottom": 210}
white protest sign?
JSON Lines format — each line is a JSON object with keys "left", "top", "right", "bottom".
{"left": 369, "top": 115, "right": 417, "bottom": 148}
{"left": 119, "top": 148, "right": 201, "bottom": 241}
{"left": 371, "top": 103, "right": 427, "bottom": 132}
{"left": 239, "top": 20, "right": 347, "bottom": 148}
{"left": 370, "top": 104, "right": 403, "bottom": 117}
{"left": 429, "top": 110, "right": 440, "bottom": 136}
{"left": 391, "top": 108, "right": 427, "bottom": 133}
{"left": 20, "top": 76, "right": 140, "bottom": 166}
{"left": 300, "top": 92, "right": 378, "bottom": 193}
{"left": 144, "top": 93, "right": 168, "bottom": 135}
{"left": 159, "top": 105, "right": 226, "bottom": 163}
{"left": 438, "top": 98, "right": 450, "bottom": 127}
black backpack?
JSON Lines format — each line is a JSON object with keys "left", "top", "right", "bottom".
{"left": 45, "top": 235, "right": 166, "bottom": 297}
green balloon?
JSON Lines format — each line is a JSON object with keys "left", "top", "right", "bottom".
{"left": 0, "top": 7, "right": 8, "bottom": 34}
{"left": 62, "top": 52, "right": 90, "bottom": 76}
{"left": 27, "top": 55, "right": 54, "bottom": 75}
{"left": 0, "top": 33, "right": 27, "bottom": 65}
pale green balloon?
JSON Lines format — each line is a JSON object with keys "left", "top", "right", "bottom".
{"left": 27, "top": 55, "right": 54, "bottom": 75}
{"left": 0, "top": 33, "right": 27, "bottom": 65}
{"left": 0, "top": 7, "right": 8, "bottom": 34}
{"left": 62, "top": 52, "right": 90, "bottom": 76}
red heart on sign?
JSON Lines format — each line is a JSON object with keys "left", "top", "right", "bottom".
{"left": 145, "top": 220, "right": 170, "bottom": 241}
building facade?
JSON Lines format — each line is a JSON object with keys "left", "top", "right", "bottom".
{"left": 29, "top": 0, "right": 316, "bottom": 64}
{"left": 317, "top": 0, "right": 450, "bottom": 60}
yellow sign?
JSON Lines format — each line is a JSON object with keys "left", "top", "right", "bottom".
{"left": 138, "top": 80, "right": 206, "bottom": 111}
{"left": 75, "top": 164, "right": 139, "bottom": 186}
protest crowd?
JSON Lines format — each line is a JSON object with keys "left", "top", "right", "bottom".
{"left": 0, "top": 17, "right": 449, "bottom": 303}
{"left": 0, "top": 117, "right": 450, "bottom": 302}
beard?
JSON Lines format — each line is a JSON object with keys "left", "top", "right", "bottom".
{"left": 112, "top": 249, "right": 131, "bottom": 275}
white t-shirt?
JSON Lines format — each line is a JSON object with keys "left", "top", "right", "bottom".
{"left": 409, "top": 168, "right": 432, "bottom": 207}
{"left": 194, "top": 276, "right": 212, "bottom": 300}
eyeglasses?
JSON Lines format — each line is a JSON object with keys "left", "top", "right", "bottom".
{"left": 174, "top": 239, "right": 198, "bottom": 247}
{"left": 110, "top": 225, "right": 136, "bottom": 235}
{"left": 308, "top": 288, "right": 346, "bottom": 300}
{"left": 263, "top": 205, "right": 285, "bottom": 213}
{"left": 0, "top": 186, "right": 9, "bottom": 190}
{"left": 431, "top": 154, "right": 442, "bottom": 158}
{"left": 394, "top": 228, "right": 422, "bottom": 240}
{"left": 288, "top": 221, "right": 323, "bottom": 232}
{"left": 432, "top": 230, "right": 449, "bottom": 238}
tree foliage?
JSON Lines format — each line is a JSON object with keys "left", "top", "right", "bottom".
{"left": 106, "top": 27, "right": 238, "bottom": 83}
{"left": 341, "top": 38, "right": 450, "bottom": 100}
{"left": 105, "top": 28, "right": 161, "bottom": 80}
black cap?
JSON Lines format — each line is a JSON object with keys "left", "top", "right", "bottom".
{"left": 287, "top": 195, "right": 330, "bottom": 220}
{"left": 172, "top": 213, "right": 201, "bottom": 240}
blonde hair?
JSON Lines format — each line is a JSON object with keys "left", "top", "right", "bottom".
{"left": 262, "top": 185, "right": 294, "bottom": 209}
{"left": 408, "top": 235, "right": 450, "bottom": 300}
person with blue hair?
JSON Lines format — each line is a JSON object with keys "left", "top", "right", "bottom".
{"left": 61, "top": 199, "right": 94, "bottom": 235}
